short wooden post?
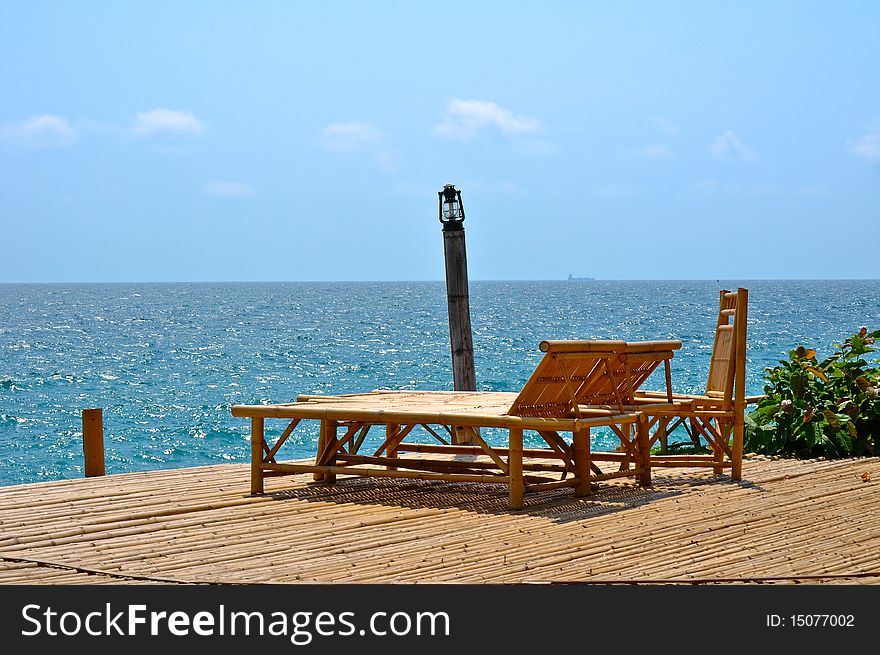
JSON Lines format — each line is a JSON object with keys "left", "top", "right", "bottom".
{"left": 438, "top": 184, "right": 477, "bottom": 446}
{"left": 636, "top": 415, "right": 651, "bottom": 487}
{"left": 82, "top": 408, "right": 105, "bottom": 477}
{"left": 508, "top": 427, "right": 524, "bottom": 510}
{"left": 250, "top": 417, "right": 264, "bottom": 494}
{"left": 573, "top": 426, "right": 591, "bottom": 497}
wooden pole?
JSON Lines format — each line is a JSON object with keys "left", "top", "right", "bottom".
{"left": 250, "top": 417, "right": 264, "bottom": 494}
{"left": 443, "top": 225, "right": 476, "bottom": 393}
{"left": 440, "top": 185, "right": 476, "bottom": 445}
{"left": 82, "top": 408, "right": 105, "bottom": 477}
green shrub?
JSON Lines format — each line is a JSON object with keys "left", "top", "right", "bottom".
{"left": 745, "top": 328, "right": 880, "bottom": 458}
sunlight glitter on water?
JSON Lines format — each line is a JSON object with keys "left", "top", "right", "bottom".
{"left": 0, "top": 280, "right": 877, "bottom": 485}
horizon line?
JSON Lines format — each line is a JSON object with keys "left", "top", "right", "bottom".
{"left": 1, "top": 277, "right": 879, "bottom": 285}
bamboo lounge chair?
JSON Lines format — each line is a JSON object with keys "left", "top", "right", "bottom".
{"left": 232, "top": 339, "right": 683, "bottom": 509}
{"left": 634, "top": 288, "right": 758, "bottom": 479}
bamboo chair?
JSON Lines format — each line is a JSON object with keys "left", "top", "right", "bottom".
{"left": 510, "top": 340, "right": 680, "bottom": 417}
{"left": 634, "top": 288, "right": 755, "bottom": 479}
{"left": 233, "top": 339, "right": 682, "bottom": 509}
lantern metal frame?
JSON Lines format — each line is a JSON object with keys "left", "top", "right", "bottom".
{"left": 438, "top": 184, "right": 465, "bottom": 231}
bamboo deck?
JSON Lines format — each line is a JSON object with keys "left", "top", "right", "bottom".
{"left": 1, "top": 456, "right": 879, "bottom": 585}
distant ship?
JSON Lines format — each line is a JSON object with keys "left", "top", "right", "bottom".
{"left": 567, "top": 274, "right": 596, "bottom": 281}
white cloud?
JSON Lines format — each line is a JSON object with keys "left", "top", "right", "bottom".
{"left": 650, "top": 116, "right": 681, "bottom": 136}
{"left": 0, "top": 114, "right": 77, "bottom": 148}
{"left": 320, "top": 121, "right": 382, "bottom": 150}
{"left": 638, "top": 143, "right": 674, "bottom": 159}
{"left": 134, "top": 108, "right": 204, "bottom": 137}
{"left": 849, "top": 127, "right": 880, "bottom": 163}
{"left": 203, "top": 180, "right": 256, "bottom": 198}
{"left": 433, "top": 98, "right": 541, "bottom": 141}
{"left": 709, "top": 130, "right": 757, "bottom": 161}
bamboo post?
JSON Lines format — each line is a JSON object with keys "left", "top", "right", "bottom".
{"left": 731, "top": 288, "right": 748, "bottom": 480}
{"left": 320, "top": 419, "right": 338, "bottom": 484}
{"left": 657, "top": 417, "right": 669, "bottom": 454}
{"left": 438, "top": 184, "right": 476, "bottom": 445}
{"left": 250, "top": 417, "right": 264, "bottom": 494}
{"left": 573, "top": 426, "right": 591, "bottom": 497}
{"left": 636, "top": 415, "right": 651, "bottom": 486}
{"left": 82, "top": 408, "right": 105, "bottom": 477}
{"left": 713, "top": 419, "right": 725, "bottom": 475}
{"left": 508, "top": 427, "right": 524, "bottom": 509}
{"left": 313, "top": 418, "right": 326, "bottom": 482}
{"left": 386, "top": 423, "right": 399, "bottom": 471}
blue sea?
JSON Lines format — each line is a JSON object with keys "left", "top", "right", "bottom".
{"left": 1, "top": 280, "right": 877, "bottom": 487}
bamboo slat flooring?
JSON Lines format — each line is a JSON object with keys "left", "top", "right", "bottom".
{"left": 1, "top": 456, "right": 878, "bottom": 585}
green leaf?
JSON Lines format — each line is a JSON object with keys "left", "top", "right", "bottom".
{"left": 837, "top": 426, "right": 853, "bottom": 452}
{"left": 850, "top": 335, "right": 867, "bottom": 356}
{"left": 818, "top": 355, "right": 838, "bottom": 369}
{"left": 804, "top": 421, "right": 820, "bottom": 448}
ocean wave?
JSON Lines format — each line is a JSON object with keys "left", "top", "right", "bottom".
{"left": 0, "top": 378, "right": 27, "bottom": 391}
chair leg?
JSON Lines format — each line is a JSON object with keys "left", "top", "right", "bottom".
{"left": 573, "top": 427, "right": 591, "bottom": 497}
{"left": 732, "top": 416, "right": 744, "bottom": 481}
{"left": 508, "top": 428, "right": 524, "bottom": 510}
{"left": 657, "top": 417, "right": 669, "bottom": 454}
{"left": 319, "top": 419, "right": 338, "bottom": 484}
{"left": 636, "top": 416, "right": 651, "bottom": 487}
{"left": 386, "top": 423, "right": 399, "bottom": 471}
{"left": 313, "top": 418, "right": 326, "bottom": 482}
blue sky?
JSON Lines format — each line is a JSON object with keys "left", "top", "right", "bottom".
{"left": 1, "top": 1, "right": 878, "bottom": 282}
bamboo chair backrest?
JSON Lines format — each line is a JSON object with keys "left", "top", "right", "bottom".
{"left": 508, "top": 340, "right": 681, "bottom": 417}
{"left": 705, "top": 288, "right": 748, "bottom": 410}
